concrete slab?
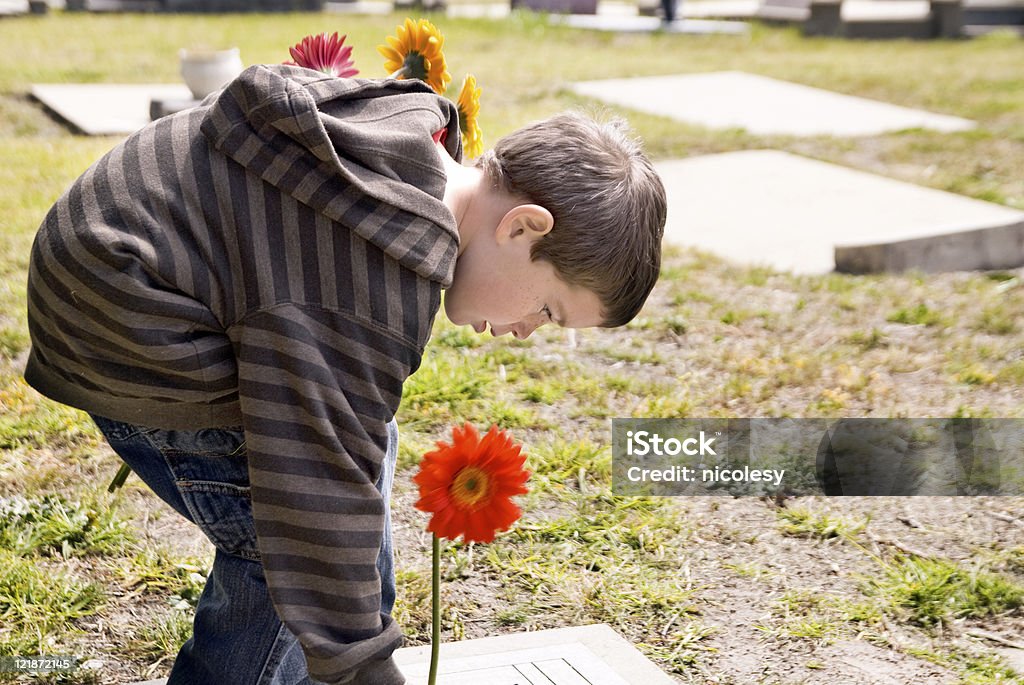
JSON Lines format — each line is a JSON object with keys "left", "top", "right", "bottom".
{"left": 324, "top": 0, "right": 391, "bottom": 13}
{"left": 656, "top": 150, "right": 1024, "bottom": 274}
{"left": 555, "top": 13, "right": 750, "bottom": 31}
{"left": 569, "top": 71, "right": 976, "bottom": 137}
{"left": 328, "top": 0, "right": 758, "bottom": 19}
{"left": 129, "top": 624, "right": 674, "bottom": 685}
{"left": 395, "top": 624, "right": 676, "bottom": 684}
{"left": 31, "top": 83, "right": 193, "bottom": 136}
{"left": 686, "top": 0, "right": 761, "bottom": 17}
{"left": 442, "top": 0, "right": 753, "bottom": 28}
{"left": 445, "top": 0, "right": 513, "bottom": 17}
{"left": 843, "top": 0, "right": 930, "bottom": 20}
{"left": 0, "top": 0, "right": 28, "bottom": 14}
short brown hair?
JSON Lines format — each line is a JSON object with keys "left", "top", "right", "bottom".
{"left": 477, "top": 111, "right": 666, "bottom": 327}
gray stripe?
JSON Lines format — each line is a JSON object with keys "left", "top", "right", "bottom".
{"left": 257, "top": 536, "right": 384, "bottom": 565}
{"left": 208, "top": 151, "right": 248, "bottom": 317}
{"left": 350, "top": 232, "right": 370, "bottom": 320}
{"left": 384, "top": 247, "right": 403, "bottom": 331}
{"left": 283, "top": 609, "right": 383, "bottom": 637}
{"left": 267, "top": 570, "right": 380, "bottom": 595}
{"left": 256, "top": 505, "right": 381, "bottom": 531}
{"left": 316, "top": 211, "right": 338, "bottom": 310}
{"left": 281, "top": 196, "right": 306, "bottom": 305}
{"left": 245, "top": 168, "right": 275, "bottom": 305}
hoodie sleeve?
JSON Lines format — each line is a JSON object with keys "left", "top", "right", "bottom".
{"left": 196, "top": 65, "right": 458, "bottom": 683}
{"left": 231, "top": 303, "right": 418, "bottom": 684}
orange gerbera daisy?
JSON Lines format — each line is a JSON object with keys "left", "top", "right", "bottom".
{"left": 377, "top": 18, "right": 452, "bottom": 95}
{"left": 414, "top": 422, "right": 530, "bottom": 544}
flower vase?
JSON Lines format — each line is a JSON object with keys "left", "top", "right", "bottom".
{"left": 179, "top": 47, "right": 244, "bottom": 101}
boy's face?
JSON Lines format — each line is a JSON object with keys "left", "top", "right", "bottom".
{"left": 443, "top": 209, "right": 604, "bottom": 339}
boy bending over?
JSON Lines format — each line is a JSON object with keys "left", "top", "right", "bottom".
{"left": 24, "top": 64, "right": 666, "bottom": 684}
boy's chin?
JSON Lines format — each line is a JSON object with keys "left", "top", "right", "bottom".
{"left": 443, "top": 309, "right": 487, "bottom": 334}
{"left": 442, "top": 307, "right": 463, "bottom": 326}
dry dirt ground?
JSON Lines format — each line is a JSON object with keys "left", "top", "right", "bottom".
{"left": 7, "top": 254, "right": 1023, "bottom": 684}
{"left": 115, "top": 474, "right": 1024, "bottom": 684}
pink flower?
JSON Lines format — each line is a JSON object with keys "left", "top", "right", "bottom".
{"left": 285, "top": 32, "right": 358, "bottom": 78}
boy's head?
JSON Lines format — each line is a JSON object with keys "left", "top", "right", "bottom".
{"left": 484, "top": 111, "right": 665, "bottom": 327}
{"left": 443, "top": 111, "right": 666, "bottom": 337}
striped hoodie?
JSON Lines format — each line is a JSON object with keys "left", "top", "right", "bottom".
{"left": 25, "top": 65, "right": 462, "bottom": 683}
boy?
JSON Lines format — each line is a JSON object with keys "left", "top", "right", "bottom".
{"left": 24, "top": 64, "right": 665, "bottom": 684}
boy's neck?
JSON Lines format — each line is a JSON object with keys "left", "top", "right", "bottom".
{"left": 436, "top": 143, "right": 531, "bottom": 258}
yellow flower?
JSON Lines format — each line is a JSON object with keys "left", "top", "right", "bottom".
{"left": 377, "top": 18, "right": 452, "bottom": 95}
{"left": 456, "top": 74, "right": 483, "bottom": 158}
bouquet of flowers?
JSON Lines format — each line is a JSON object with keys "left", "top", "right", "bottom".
{"left": 284, "top": 21, "right": 484, "bottom": 158}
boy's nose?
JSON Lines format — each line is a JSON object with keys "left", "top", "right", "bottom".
{"left": 512, "top": 316, "right": 547, "bottom": 339}
{"left": 512, "top": 324, "right": 535, "bottom": 339}
{"left": 490, "top": 319, "right": 542, "bottom": 339}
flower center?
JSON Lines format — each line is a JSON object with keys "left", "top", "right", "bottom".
{"left": 451, "top": 466, "right": 490, "bottom": 508}
{"left": 404, "top": 51, "right": 430, "bottom": 81}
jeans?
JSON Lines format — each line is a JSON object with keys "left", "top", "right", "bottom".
{"left": 91, "top": 414, "right": 399, "bottom": 685}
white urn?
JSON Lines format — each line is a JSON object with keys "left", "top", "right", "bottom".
{"left": 179, "top": 47, "right": 244, "bottom": 101}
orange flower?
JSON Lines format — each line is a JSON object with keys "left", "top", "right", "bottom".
{"left": 414, "top": 423, "right": 530, "bottom": 544}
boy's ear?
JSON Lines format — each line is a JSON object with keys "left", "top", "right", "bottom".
{"left": 496, "top": 204, "right": 553, "bottom": 244}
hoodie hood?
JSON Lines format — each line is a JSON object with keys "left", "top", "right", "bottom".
{"left": 200, "top": 64, "right": 461, "bottom": 286}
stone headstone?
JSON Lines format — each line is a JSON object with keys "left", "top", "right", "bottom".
{"left": 656, "top": 150, "right": 1024, "bottom": 274}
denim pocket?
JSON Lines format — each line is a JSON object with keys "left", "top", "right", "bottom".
{"left": 145, "top": 428, "right": 262, "bottom": 562}
{"left": 175, "top": 480, "right": 261, "bottom": 561}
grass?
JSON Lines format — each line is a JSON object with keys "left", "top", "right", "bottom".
{"left": 0, "top": 549, "right": 104, "bottom": 656}
{"left": 0, "top": 494, "right": 133, "bottom": 557}
{"left": 887, "top": 303, "right": 947, "bottom": 327}
{"left": 864, "top": 555, "right": 1024, "bottom": 628}
{"left": 0, "top": 9, "right": 1022, "bottom": 685}
{"left": 776, "top": 505, "right": 868, "bottom": 541}
{"left": 126, "top": 610, "right": 194, "bottom": 663}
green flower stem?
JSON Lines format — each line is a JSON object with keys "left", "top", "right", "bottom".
{"left": 107, "top": 463, "right": 132, "bottom": 493}
{"left": 429, "top": 533, "right": 440, "bottom": 685}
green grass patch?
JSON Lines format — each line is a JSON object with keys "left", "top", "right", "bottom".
{"left": 0, "top": 494, "right": 133, "bottom": 557}
{"left": 520, "top": 380, "right": 566, "bottom": 404}
{"left": 846, "top": 328, "right": 888, "bottom": 350}
{"left": 398, "top": 350, "right": 493, "bottom": 430}
{"left": 126, "top": 610, "right": 194, "bottom": 662}
{"left": 865, "top": 555, "right": 1024, "bottom": 628}
{"left": 973, "top": 304, "right": 1020, "bottom": 335}
{"left": 905, "top": 644, "right": 1024, "bottom": 685}
{"left": 776, "top": 505, "right": 867, "bottom": 541}
{"left": 886, "top": 303, "right": 946, "bottom": 327}
{"left": 0, "top": 548, "right": 104, "bottom": 655}
{"left": 527, "top": 438, "right": 610, "bottom": 490}
{"left": 114, "top": 547, "right": 209, "bottom": 608}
